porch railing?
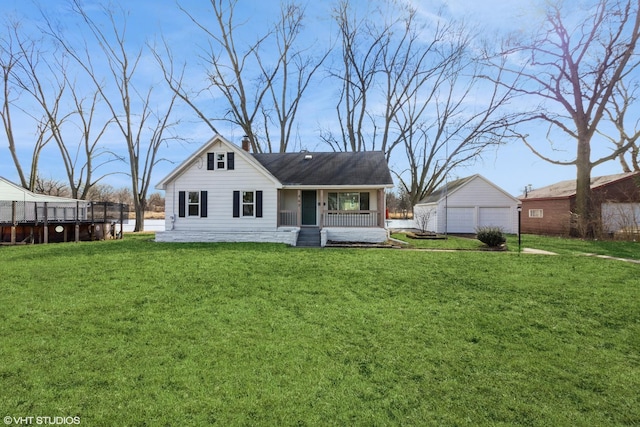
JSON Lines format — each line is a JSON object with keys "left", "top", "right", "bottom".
{"left": 278, "top": 209, "right": 382, "bottom": 227}
{"left": 323, "top": 210, "right": 380, "bottom": 227}
{"left": 279, "top": 210, "right": 297, "bottom": 227}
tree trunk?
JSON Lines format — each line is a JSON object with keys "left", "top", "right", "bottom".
{"left": 133, "top": 196, "right": 145, "bottom": 232}
{"left": 574, "top": 138, "right": 593, "bottom": 237}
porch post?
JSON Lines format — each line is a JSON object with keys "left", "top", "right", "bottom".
{"left": 319, "top": 189, "right": 324, "bottom": 229}
{"left": 75, "top": 201, "right": 80, "bottom": 242}
{"left": 119, "top": 203, "right": 124, "bottom": 239}
{"left": 277, "top": 190, "right": 281, "bottom": 227}
{"left": 378, "top": 189, "right": 384, "bottom": 227}
{"left": 43, "top": 202, "right": 49, "bottom": 244}
{"left": 297, "top": 190, "right": 302, "bottom": 227}
{"left": 11, "top": 201, "right": 16, "bottom": 244}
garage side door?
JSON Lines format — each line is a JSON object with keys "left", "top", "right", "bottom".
{"left": 446, "top": 207, "right": 475, "bottom": 233}
{"left": 478, "top": 207, "right": 511, "bottom": 230}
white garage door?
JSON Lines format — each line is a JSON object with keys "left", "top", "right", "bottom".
{"left": 479, "top": 207, "right": 511, "bottom": 230}
{"left": 445, "top": 207, "right": 475, "bottom": 233}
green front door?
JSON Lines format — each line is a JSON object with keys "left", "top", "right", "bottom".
{"left": 301, "top": 191, "right": 317, "bottom": 225}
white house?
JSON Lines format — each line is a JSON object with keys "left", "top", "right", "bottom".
{"left": 413, "top": 174, "right": 520, "bottom": 234}
{"left": 155, "top": 135, "right": 395, "bottom": 246}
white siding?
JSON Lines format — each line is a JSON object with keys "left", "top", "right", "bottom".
{"left": 164, "top": 140, "right": 279, "bottom": 232}
{"left": 413, "top": 204, "right": 438, "bottom": 232}
{"left": 446, "top": 177, "right": 517, "bottom": 207}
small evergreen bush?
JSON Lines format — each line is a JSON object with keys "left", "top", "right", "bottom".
{"left": 476, "top": 226, "right": 506, "bottom": 247}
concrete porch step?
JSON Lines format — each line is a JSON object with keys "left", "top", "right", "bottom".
{"left": 297, "top": 227, "right": 321, "bottom": 247}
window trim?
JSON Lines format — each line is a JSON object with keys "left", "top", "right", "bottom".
{"left": 178, "top": 190, "right": 207, "bottom": 218}
{"left": 328, "top": 191, "right": 370, "bottom": 211}
{"left": 528, "top": 208, "right": 543, "bottom": 218}
{"left": 187, "top": 191, "right": 200, "bottom": 216}
{"left": 216, "top": 152, "right": 227, "bottom": 170}
{"left": 233, "top": 190, "right": 263, "bottom": 218}
{"left": 207, "top": 152, "right": 234, "bottom": 170}
{"left": 242, "top": 190, "right": 255, "bottom": 217}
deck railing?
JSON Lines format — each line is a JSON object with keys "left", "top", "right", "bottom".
{"left": 0, "top": 201, "right": 129, "bottom": 225}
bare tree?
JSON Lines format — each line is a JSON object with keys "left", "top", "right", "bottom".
{"left": 34, "top": 176, "right": 70, "bottom": 197}
{"left": 0, "top": 21, "right": 52, "bottom": 191}
{"left": 44, "top": 1, "right": 182, "bottom": 231}
{"left": 603, "top": 80, "right": 640, "bottom": 172}
{"left": 326, "top": 0, "right": 520, "bottom": 206}
{"left": 397, "top": 54, "right": 521, "bottom": 208}
{"left": 494, "top": 0, "right": 640, "bottom": 237}
{"left": 256, "top": 3, "right": 330, "bottom": 152}
{"left": 163, "top": 0, "right": 327, "bottom": 153}
{"left": 322, "top": 0, "right": 388, "bottom": 153}
{"left": 64, "top": 80, "right": 117, "bottom": 199}
{"left": 10, "top": 26, "right": 116, "bottom": 200}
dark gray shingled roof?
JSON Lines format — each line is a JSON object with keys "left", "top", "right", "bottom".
{"left": 252, "top": 151, "right": 393, "bottom": 186}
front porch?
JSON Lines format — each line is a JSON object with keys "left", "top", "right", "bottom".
{"left": 277, "top": 189, "right": 387, "bottom": 229}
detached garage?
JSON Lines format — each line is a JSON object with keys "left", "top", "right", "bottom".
{"left": 413, "top": 174, "right": 520, "bottom": 234}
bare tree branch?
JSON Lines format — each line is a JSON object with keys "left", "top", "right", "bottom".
{"left": 487, "top": 0, "right": 640, "bottom": 237}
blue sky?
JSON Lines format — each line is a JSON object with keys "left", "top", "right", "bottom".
{"left": 0, "top": 0, "right": 630, "bottom": 198}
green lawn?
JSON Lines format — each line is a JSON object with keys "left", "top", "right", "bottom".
{"left": 1, "top": 235, "right": 639, "bottom": 426}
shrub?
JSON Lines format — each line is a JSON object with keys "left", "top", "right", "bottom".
{"left": 476, "top": 226, "right": 506, "bottom": 247}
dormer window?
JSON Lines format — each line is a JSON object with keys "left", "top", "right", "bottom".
{"left": 207, "top": 152, "right": 235, "bottom": 170}
{"left": 216, "top": 152, "right": 226, "bottom": 169}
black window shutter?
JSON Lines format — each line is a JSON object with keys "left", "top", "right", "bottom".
{"left": 256, "top": 190, "right": 263, "bottom": 217}
{"left": 178, "top": 191, "right": 186, "bottom": 217}
{"left": 207, "top": 153, "right": 215, "bottom": 170}
{"left": 200, "top": 191, "right": 208, "bottom": 217}
{"left": 227, "top": 152, "right": 235, "bottom": 170}
{"left": 233, "top": 191, "right": 240, "bottom": 217}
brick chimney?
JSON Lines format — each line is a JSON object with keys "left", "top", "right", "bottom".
{"left": 241, "top": 136, "right": 250, "bottom": 152}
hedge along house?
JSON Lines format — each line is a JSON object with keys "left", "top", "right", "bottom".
{"left": 155, "top": 135, "right": 394, "bottom": 246}
{"left": 0, "top": 176, "right": 127, "bottom": 244}
{"left": 519, "top": 172, "right": 640, "bottom": 237}
{"left": 413, "top": 174, "right": 520, "bottom": 234}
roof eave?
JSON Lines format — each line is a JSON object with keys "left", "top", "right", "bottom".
{"left": 281, "top": 183, "right": 394, "bottom": 190}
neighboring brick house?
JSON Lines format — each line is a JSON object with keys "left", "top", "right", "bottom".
{"left": 519, "top": 172, "right": 640, "bottom": 236}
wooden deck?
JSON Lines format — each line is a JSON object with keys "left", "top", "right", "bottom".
{"left": 0, "top": 201, "right": 128, "bottom": 245}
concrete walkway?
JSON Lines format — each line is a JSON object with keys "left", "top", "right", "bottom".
{"left": 521, "top": 248, "right": 558, "bottom": 255}
{"left": 583, "top": 253, "right": 640, "bottom": 264}
{"left": 522, "top": 248, "right": 640, "bottom": 264}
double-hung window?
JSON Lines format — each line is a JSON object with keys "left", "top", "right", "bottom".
{"left": 178, "top": 191, "right": 208, "bottom": 218}
{"left": 242, "top": 191, "right": 254, "bottom": 216}
{"left": 188, "top": 192, "right": 200, "bottom": 216}
{"left": 233, "top": 190, "right": 263, "bottom": 218}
